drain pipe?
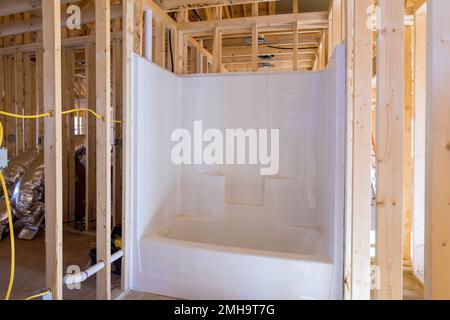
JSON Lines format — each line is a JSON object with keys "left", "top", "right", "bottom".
{"left": 63, "top": 250, "right": 123, "bottom": 285}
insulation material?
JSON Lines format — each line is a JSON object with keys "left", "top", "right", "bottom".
{"left": 0, "top": 150, "right": 39, "bottom": 236}
{"left": 12, "top": 153, "right": 45, "bottom": 227}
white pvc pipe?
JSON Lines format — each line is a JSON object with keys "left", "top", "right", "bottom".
{"left": 144, "top": 8, "right": 153, "bottom": 62}
{"left": 64, "top": 250, "right": 124, "bottom": 285}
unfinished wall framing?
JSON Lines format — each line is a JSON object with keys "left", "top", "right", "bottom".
{"left": 0, "top": 0, "right": 449, "bottom": 301}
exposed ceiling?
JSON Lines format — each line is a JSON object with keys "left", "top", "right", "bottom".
{"left": 276, "top": 0, "right": 332, "bottom": 13}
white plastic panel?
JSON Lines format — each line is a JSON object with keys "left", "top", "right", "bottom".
{"left": 130, "top": 46, "right": 346, "bottom": 299}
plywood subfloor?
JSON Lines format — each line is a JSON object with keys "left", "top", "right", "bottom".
{"left": 403, "top": 270, "right": 424, "bottom": 300}
{"left": 119, "top": 290, "right": 177, "bottom": 300}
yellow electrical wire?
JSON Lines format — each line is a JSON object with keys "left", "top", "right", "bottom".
{"left": 0, "top": 107, "right": 121, "bottom": 300}
{"left": 0, "top": 111, "right": 52, "bottom": 119}
{"left": 0, "top": 121, "right": 3, "bottom": 147}
{"left": 0, "top": 168, "right": 15, "bottom": 301}
{"left": 1, "top": 109, "right": 122, "bottom": 124}
{"left": 62, "top": 108, "right": 103, "bottom": 120}
{"left": 0, "top": 118, "right": 15, "bottom": 300}
{"left": 24, "top": 290, "right": 51, "bottom": 301}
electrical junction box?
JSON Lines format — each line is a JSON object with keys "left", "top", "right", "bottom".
{"left": 0, "top": 148, "right": 8, "bottom": 169}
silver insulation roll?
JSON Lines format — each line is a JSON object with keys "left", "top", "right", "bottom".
{"left": 1, "top": 146, "right": 85, "bottom": 236}
{"left": 0, "top": 151, "right": 39, "bottom": 231}
{"left": 2, "top": 150, "right": 39, "bottom": 197}
{"left": 12, "top": 153, "right": 45, "bottom": 227}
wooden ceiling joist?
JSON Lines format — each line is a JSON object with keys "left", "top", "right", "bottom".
{"left": 177, "top": 11, "right": 329, "bottom": 33}
{"left": 157, "top": 0, "right": 279, "bottom": 11}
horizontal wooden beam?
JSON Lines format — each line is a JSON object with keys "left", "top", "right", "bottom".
{"left": 0, "top": 0, "right": 77, "bottom": 17}
{"left": 143, "top": 0, "right": 178, "bottom": 28}
{"left": 0, "top": 32, "right": 122, "bottom": 55}
{"left": 157, "top": 0, "right": 279, "bottom": 11}
{"left": 222, "top": 52, "right": 315, "bottom": 63}
{"left": 221, "top": 45, "right": 317, "bottom": 57}
{"left": 187, "top": 36, "right": 228, "bottom": 73}
{"left": 0, "top": 3, "right": 122, "bottom": 38}
{"left": 177, "top": 11, "right": 329, "bottom": 33}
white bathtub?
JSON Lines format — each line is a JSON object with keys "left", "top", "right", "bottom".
{"left": 130, "top": 48, "right": 346, "bottom": 300}
{"left": 137, "top": 216, "right": 335, "bottom": 300}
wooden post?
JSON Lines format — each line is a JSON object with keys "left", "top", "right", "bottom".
{"left": 375, "top": 0, "right": 404, "bottom": 300}
{"left": 121, "top": 0, "right": 134, "bottom": 292}
{"left": 154, "top": 18, "right": 166, "bottom": 68}
{"left": 212, "top": 27, "right": 222, "bottom": 73}
{"left": 36, "top": 49, "right": 44, "bottom": 150}
{"left": 252, "top": 3, "right": 258, "bottom": 16}
{"left": 403, "top": 25, "right": 414, "bottom": 264}
{"left": 425, "top": 0, "right": 450, "bottom": 300}
{"left": 24, "top": 54, "right": 33, "bottom": 151}
{"left": 251, "top": 24, "right": 258, "bottom": 72}
{"left": 61, "top": 48, "right": 68, "bottom": 222}
{"left": 85, "top": 43, "right": 96, "bottom": 232}
{"left": 328, "top": 8, "right": 333, "bottom": 60}
{"left": 134, "top": 0, "right": 144, "bottom": 55}
{"left": 292, "top": 22, "right": 298, "bottom": 71}
{"left": 113, "top": 39, "right": 123, "bottom": 231}
{"left": 332, "top": 0, "right": 342, "bottom": 50}
{"left": 292, "top": 0, "right": 298, "bottom": 71}
{"left": 347, "top": 0, "right": 373, "bottom": 300}
{"left": 412, "top": 2, "right": 427, "bottom": 283}
{"left": 42, "top": 0, "right": 63, "bottom": 300}
{"left": 268, "top": 1, "right": 276, "bottom": 15}
{"left": 96, "top": 0, "right": 112, "bottom": 300}
{"left": 0, "top": 57, "right": 4, "bottom": 133}
{"left": 15, "top": 52, "right": 24, "bottom": 155}
{"left": 4, "top": 57, "right": 14, "bottom": 155}
{"left": 64, "top": 48, "right": 76, "bottom": 225}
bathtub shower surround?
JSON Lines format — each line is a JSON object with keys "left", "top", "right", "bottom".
{"left": 171, "top": 121, "right": 280, "bottom": 176}
{"left": 130, "top": 46, "right": 346, "bottom": 300}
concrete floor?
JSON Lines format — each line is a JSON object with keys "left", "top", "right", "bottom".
{"left": 0, "top": 227, "right": 120, "bottom": 300}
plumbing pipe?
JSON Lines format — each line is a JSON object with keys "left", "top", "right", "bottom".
{"left": 144, "top": 8, "right": 153, "bottom": 62}
{"left": 63, "top": 250, "right": 123, "bottom": 285}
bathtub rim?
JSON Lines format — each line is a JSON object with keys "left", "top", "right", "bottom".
{"left": 142, "top": 216, "right": 333, "bottom": 265}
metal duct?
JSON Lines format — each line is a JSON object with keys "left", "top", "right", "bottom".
{"left": 1, "top": 146, "right": 86, "bottom": 239}
{"left": 2, "top": 150, "right": 39, "bottom": 197}
{"left": 12, "top": 153, "right": 45, "bottom": 228}
{"left": 0, "top": 151, "right": 39, "bottom": 237}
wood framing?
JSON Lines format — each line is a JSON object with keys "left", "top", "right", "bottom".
{"left": 158, "top": 0, "right": 279, "bottom": 11}
{"left": 342, "top": 0, "right": 373, "bottom": 300}
{"left": 375, "top": 0, "right": 404, "bottom": 300}
{"left": 424, "top": 0, "right": 450, "bottom": 300}
{"left": 176, "top": 11, "right": 328, "bottom": 33}
{"left": 212, "top": 27, "right": 222, "bottom": 72}
{"left": 36, "top": 49, "right": 44, "bottom": 149}
{"left": 251, "top": 23, "right": 258, "bottom": 71}
{"left": 403, "top": 25, "right": 414, "bottom": 264}
{"left": 42, "top": 0, "right": 63, "bottom": 300}
{"left": 121, "top": 0, "right": 134, "bottom": 293}
{"left": 96, "top": 0, "right": 112, "bottom": 300}
{"left": 113, "top": 36, "right": 123, "bottom": 231}
{"left": 15, "top": 51, "right": 24, "bottom": 155}
{"left": 85, "top": 43, "right": 97, "bottom": 232}
{"left": 292, "top": 22, "right": 298, "bottom": 71}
